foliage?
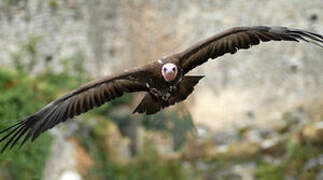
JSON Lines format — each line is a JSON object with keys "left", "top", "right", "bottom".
{"left": 0, "top": 68, "right": 53, "bottom": 180}
{"left": 0, "top": 35, "right": 90, "bottom": 179}
{"left": 77, "top": 118, "right": 197, "bottom": 180}
{"left": 114, "top": 142, "right": 196, "bottom": 180}
{"left": 254, "top": 140, "right": 322, "bottom": 179}
{"left": 142, "top": 107, "right": 196, "bottom": 150}
{"left": 10, "top": 35, "right": 43, "bottom": 73}
{"left": 48, "top": 0, "right": 59, "bottom": 11}
{"left": 1, "top": 21, "right": 197, "bottom": 180}
{"left": 1, "top": 29, "right": 320, "bottom": 180}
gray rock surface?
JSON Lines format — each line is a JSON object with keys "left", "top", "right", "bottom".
{"left": 0, "top": 1, "right": 322, "bottom": 179}
{"left": 0, "top": 0, "right": 321, "bottom": 131}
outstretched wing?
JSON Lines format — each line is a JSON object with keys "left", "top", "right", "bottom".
{"left": 178, "top": 26, "right": 323, "bottom": 74}
{"left": 0, "top": 69, "right": 149, "bottom": 152}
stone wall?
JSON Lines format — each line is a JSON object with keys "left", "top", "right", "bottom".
{"left": 1, "top": 1, "right": 322, "bottom": 179}
{"left": 0, "top": 0, "right": 322, "bottom": 131}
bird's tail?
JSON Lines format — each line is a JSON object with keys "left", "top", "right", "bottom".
{"left": 133, "top": 93, "right": 162, "bottom": 115}
{"left": 133, "top": 75, "right": 204, "bottom": 115}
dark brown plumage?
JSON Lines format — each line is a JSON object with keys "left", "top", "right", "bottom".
{"left": 1, "top": 26, "right": 322, "bottom": 152}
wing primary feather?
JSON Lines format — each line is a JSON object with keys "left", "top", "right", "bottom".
{"left": 0, "top": 125, "right": 22, "bottom": 143}
{"left": 305, "top": 31, "right": 323, "bottom": 39}
{"left": 10, "top": 126, "right": 29, "bottom": 149}
{"left": 308, "top": 41, "right": 323, "bottom": 48}
{"left": 3, "top": 125, "right": 25, "bottom": 151}
{"left": 0, "top": 125, "right": 23, "bottom": 153}
{"left": 19, "top": 131, "right": 32, "bottom": 148}
{"left": 0, "top": 70, "right": 149, "bottom": 151}
{"left": 180, "top": 26, "right": 322, "bottom": 74}
{"left": 59, "top": 101, "right": 71, "bottom": 122}
{"left": 291, "top": 34, "right": 309, "bottom": 42}
{"left": 0, "top": 121, "right": 23, "bottom": 134}
{"left": 41, "top": 102, "right": 69, "bottom": 137}
{"left": 289, "top": 30, "right": 323, "bottom": 43}
{"left": 47, "top": 109, "right": 62, "bottom": 130}
{"left": 31, "top": 106, "right": 58, "bottom": 136}
{"left": 264, "top": 31, "right": 284, "bottom": 41}
{"left": 290, "top": 32, "right": 323, "bottom": 48}
{"left": 32, "top": 102, "right": 67, "bottom": 141}
{"left": 255, "top": 31, "right": 273, "bottom": 42}
{"left": 50, "top": 107, "right": 68, "bottom": 130}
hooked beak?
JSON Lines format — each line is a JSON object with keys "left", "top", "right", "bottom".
{"left": 164, "top": 70, "right": 176, "bottom": 81}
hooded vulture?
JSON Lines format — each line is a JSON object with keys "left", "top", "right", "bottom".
{"left": 0, "top": 26, "right": 323, "bottom": 152}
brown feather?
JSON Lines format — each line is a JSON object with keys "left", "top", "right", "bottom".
{"left": 178, "top": 26, "right": 323, "bottom": 74}
{"left": 0, "top": 70, "right": 148, "bottom": 152}
{"left": 1, "top": 26, "right": 322, "bottom": 152}
{"left": 133, "top": 75, "right": 204, "bottom": 115}
{"left": 133, "top": 93, "right": 162, "bottom": 115}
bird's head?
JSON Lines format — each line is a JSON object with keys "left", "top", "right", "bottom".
{"left": 161, "top": 63, "right": 178, "bottom": 82}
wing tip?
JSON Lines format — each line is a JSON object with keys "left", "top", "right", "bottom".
{"left": 268, "top": 26, "right": 323, "bottom": 47}
{"left": 0, "top": 122, "right": 24, "bottom": 153}
{"left": 0, "top": 116, "right": 36, "bottom": 153}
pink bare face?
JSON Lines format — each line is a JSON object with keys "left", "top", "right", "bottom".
{"left": 161, "top": 63, "right": 178, "bottom": 82}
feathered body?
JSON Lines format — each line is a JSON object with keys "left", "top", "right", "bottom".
{"left": 0, "top": 26, "right": 322, "bottom": 152}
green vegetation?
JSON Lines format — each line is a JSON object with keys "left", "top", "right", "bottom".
{"left": 1, "top": 33, "right": 321, "bottom": 180}
{"left": 77, "top": 118, "right": 197, "bottom": 180}
{"left": 0, "top": 35, "right": 89, "bottom": 180}
{"left": 48, "top": 0, "right": 59, "bottom": 11}
{"left": 0, "top": 34, "right": 197, "bottom": 179}
{"left": 0, "top": 68, "right": 53, "bottom": 180}
{"left": 255, "top": 140, "right": 322, "bottom": 180}
{"left": 1, "top": 60, "right": 321, "bottom": 179}
{"left": 142, "top": 108, "right": 195, "bottom": 150}
{"left": 114, "top": 143, "right": 196, "bottom": 180}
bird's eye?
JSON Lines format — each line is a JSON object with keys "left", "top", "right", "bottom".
{"left": 172, "top": 67, "right": 176, "bottom": 71}
{"left": 163, "top": 68, "right": 167, "bottom": 72}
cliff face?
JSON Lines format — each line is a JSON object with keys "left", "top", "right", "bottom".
{"left": 178, "top": 1, "right": 323, "bottom": 132}
{"left": 0, "top": 0, "right": 322, "bottom": 131}
{"left": 0, "top": 1, "right": 322, "bottom": 179}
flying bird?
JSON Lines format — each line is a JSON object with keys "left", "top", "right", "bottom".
{"left": 0, "top": 26, "right": 323, "bottom": 152}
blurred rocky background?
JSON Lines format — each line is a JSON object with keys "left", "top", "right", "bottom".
{"left": 0, "top": 0, "right": 322, "bottom": 180}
